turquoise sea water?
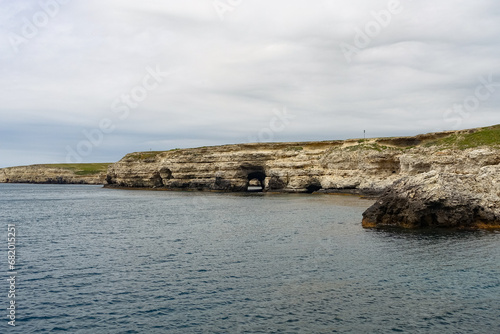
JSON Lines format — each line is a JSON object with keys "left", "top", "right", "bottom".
{"left": 1, "top": 184, "right": 500, "bottom": 333}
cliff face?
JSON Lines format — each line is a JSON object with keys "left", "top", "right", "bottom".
{"left": 0, "top": 164, "right": 108, "bottom": 185}
{"left": 3, "top": 125, "right": 499, "bottom": 229}
{"left": 106, "top": 141, "right": 400, "bottom": 193}
{"left": 362, "top": 166, "right": 500, "bottom": 229}
{"left": 106, "top": 129, "right": 500, "bottom": 195}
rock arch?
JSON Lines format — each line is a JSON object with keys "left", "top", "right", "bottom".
{"left": 247, "top": 171, "right": 266, "bottom": 192}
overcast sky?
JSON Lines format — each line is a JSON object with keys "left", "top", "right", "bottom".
{"left": 1, "top": 0, "right": 499, "bottom": 167}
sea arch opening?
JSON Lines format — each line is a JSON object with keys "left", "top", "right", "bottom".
{"left": 247, "top": 171, "right": 266, "bottom": 192}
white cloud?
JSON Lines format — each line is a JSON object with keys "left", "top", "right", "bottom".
{"left": 0, "top": 0, "right": 499, "bottom": 167}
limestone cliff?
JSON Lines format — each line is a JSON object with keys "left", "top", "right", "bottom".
{"left": 3, "top": 125, "right": 499, "bottom": 229}
{"left": 362, "top": 166, "right": 500, "bottom": 229}
{"left": 0, "top": 164, "right": 109, "bottom": 185}
{"left": 106, "top": 126, "right": 500, "bottom": 196}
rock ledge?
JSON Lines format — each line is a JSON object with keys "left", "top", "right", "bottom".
{"left": 362, "top": 166, "right": 500, "bottom": 229}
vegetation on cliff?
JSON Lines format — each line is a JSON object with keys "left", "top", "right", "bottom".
{"left": 423, "top": 124, "right": 500, "bottom": 149}
{"left": 0, "top": 163, "right": 111, "bottom": 184}
{"left": 40, "top": 163, "right": 111, "bottom": 175}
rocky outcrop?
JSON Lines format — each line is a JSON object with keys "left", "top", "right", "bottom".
{"left": 362, "top": 166, "right": 500, "bottom": 229}
{"left": 106, "top": 141, "right": 403, "bottom": 194}
{"left": 3, "top": 125, "right": 499, "bottom": 229}
{"left": 0, "top": 165, "right": 107, "bottom": 185}
{"left": 106, "top": 125, "right": 500, "bottom": 229}
{"left": 106, "top": 136, "right": 500, "bottom": 195}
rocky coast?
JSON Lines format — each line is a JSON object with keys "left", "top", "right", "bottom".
{"left": 2, "top": 125, "right": 499, "bottom": 229}
{"left": 0, "top": 163, "right": 109, "bottom": 185}
{"left": 362, "top": 166, "right": 500, "bottom": 229}
{"left": 105, "top": 125, "right": 500, "bottom": 229}
{"left": 105, "top": 127, "right": 498, "bottom": 193}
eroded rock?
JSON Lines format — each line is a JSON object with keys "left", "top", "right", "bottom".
{"left": 362, "top": 166, "right": 500, "bottom": 229}
{"left": 0, "top": 165, "right": 107, "bottom": 185}
{"left": 105, "top": 141, "right": 500, "bottom": 197}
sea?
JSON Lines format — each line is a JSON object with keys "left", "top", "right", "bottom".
{"left": 1, "top": 183, "right": 500, "bottom": 333}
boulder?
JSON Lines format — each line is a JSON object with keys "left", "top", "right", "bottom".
{"left": 362, "top": 166, "right": 500, "bottom": 229}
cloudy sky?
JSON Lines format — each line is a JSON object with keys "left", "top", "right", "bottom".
{"left": 1, "top": 0, "right": 499, "bottom": 167}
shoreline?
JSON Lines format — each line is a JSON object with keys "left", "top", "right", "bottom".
{"left": 2, "top": 125, "right": 499, "bottom": 230}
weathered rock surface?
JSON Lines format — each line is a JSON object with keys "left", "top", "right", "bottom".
{"left": 0, "top": 165, "right": 107, "bottom": 184}
{"left": 106, "top": 141, "right": 399, "bottom": 193}
{"left": 362, "top": 166, "right": 500, "bottom": 229}
{"left": 106, "top": 136, "right": 500, "bottom": 195}
{"left": 3, "top": 125, "right": 499, "bottom": 229}
{"left": 105, "top": 125, "right": 500, "bottom": 228}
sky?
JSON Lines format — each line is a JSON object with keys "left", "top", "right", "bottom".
{"left": 1, "top": 0, "right": 499, "bottom": 167}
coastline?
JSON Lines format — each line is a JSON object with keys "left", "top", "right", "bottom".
{"left": 2, "top": 125, "right": 499, "bottom": 229}
{"left": 0, "top": 163, "right": 110, "bottom": 185}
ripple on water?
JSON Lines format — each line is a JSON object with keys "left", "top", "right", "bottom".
{"left": 1, "top": 184, "right": 500, "bottom": 333}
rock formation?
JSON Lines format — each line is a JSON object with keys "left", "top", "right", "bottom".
{"left": 0, "top": 164, "right": 108, "bottom": 185}
{"left": 106, "top": 127, "right": 500, "bottom": 196}
{"left": 362, "top": 166, "right": 500, "bottom": 229}
{"left": 104, "top": 125, "right": 500, "bottom": 228}
{"left": 106, "top": 140, "right": 404, "bottom": 194}
{"left": 3, "top": 125, "right": 499, "bottom": 229}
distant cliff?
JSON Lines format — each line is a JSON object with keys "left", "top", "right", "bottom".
{"left": 0, "top": 163, "right": 109, "bottom": 185}
{"left": 106, "top": 125, "right": 500, "bottom": 196}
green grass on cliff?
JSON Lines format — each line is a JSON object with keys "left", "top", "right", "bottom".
{"left": 424, "top": 125, "right": 500, "bottom": 149}
{"left": 126, "top": 151, "right": 167, "bottom": 161}
{"left": 43, "top": 163, "right": 111, "bottom": 175}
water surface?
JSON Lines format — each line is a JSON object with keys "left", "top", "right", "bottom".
{"left": 1, "top": 184, "right": 499, "bottom": 333}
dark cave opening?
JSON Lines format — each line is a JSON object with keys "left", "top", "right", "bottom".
{"left": 247, "top": 171, "right": 266, "bottom": 192}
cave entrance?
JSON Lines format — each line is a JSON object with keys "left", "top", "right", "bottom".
{"left": 247, "top": 171, "right": 266, "bottom": 192}
{"left": 306, "top": 184, "right": 322, "bottom": 194}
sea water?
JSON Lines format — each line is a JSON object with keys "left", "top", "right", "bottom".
{"left": 1, "top": 184, "right": 499, "bottom": 333}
